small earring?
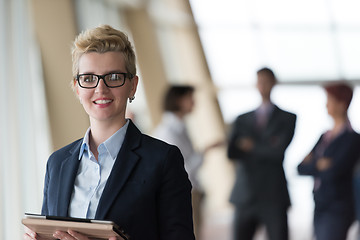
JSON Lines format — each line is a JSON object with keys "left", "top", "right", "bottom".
{"left": 79, "top": 98, "right": 82, "bottom": 104}
{"left": 129, "top": 96, "right": 135, "bottom": 103}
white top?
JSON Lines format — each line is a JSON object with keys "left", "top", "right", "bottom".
{"left": 152, "top": 112, "right": 203, "bottom": 190}
{"left": 68, "top": 120, "right": 129, "bottom": 218}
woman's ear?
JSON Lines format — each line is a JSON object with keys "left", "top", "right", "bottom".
{"left": 73, "top": 80, "right": 81, "bottom": 103}
{"left": 130, "top": 75, "right": 139, "bottom": 97}
{"left": 74, "top": 80, "right": 79, "bottom": 95}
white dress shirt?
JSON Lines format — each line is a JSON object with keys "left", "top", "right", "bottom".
{"left": 68, "top": 120, "right": 129, "bottom": 219}
{"left": 152, "top": 112, "right": 203, "bottom": 190}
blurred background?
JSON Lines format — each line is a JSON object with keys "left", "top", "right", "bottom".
{"left": 1, "top": 0, "right": 360, "bottom": 239}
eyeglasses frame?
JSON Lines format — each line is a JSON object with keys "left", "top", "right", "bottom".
{"left": 76, "top": 72, "right": 134, "bottom": 89}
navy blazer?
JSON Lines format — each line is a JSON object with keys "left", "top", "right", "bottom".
{"left": 41, "top": 120, "right": 195, "bottom": 240}
{"left": 227, "top": 105, "right": 296, "bottom": 208}
{"left": 298, "top": 129, "right": 360, "bottom": 214}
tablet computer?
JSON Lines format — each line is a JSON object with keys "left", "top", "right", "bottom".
{"left": 22, "top": 213, "right": 129, "bottom": 240}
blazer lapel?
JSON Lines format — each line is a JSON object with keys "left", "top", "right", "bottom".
{"left": 246, "top": 111, "right": 257, "bottom": 131}
{"left": 95, "top": 121, "right": 141, "bottom": 219}
{"left": 56, "top": 141, "right": 81, "bottom": 216}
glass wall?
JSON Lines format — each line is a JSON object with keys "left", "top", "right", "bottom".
{"left": 190, "top": 0, "right": 360, "bottom": 238}
{"left": 190, "top": 0, "right": 360, "bottom": 85}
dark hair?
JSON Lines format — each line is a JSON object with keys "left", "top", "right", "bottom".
{"left": 163, "top": 85, "right": 195, "bottom": 112}
{"left": 257, "top": 67, "right": 277, "bottom": 83}
{"left": 324, "top": 82, "right": 353, "bottom": 110}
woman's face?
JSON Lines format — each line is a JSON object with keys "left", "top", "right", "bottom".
{"left": 326, "top": 93, "right": 346, "bottom": 118}
{"left": 76, "top": 51, "right": 138, "bottom": 125}
{"left": 179, "top": 93, "right": 195, "bottom": 115}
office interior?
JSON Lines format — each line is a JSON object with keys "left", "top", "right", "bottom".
{"left": 1, "top": 0, "right": 360, "bottom": 239}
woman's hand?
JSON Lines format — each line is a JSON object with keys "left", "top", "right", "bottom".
{"left": 24, "top": 227, "right": 117, "bottom": 240}
{"left": 203, "top": 140, "right": 225, "bottom": 154}
{"left": 53, "top": 230, "right": 118, "bottom": 240}
{"left": 316, "top": 157, "right": 332, "bottom": 171}
{"left": 23, "top": 227, "right": 46, "bottom": 240}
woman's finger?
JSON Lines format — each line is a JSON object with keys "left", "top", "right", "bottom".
{"left": 23, "top": 233, "right": 35, "bottom": 240}
{"left": 53, "top": 230, "right": 76, "bottom": 240}
{"left": 68, "top": 229, "right": 89, "bottom": 240}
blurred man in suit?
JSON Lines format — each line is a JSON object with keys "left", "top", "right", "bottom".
{"left": 227, "top": 67, "right": 296, "bottom": 240}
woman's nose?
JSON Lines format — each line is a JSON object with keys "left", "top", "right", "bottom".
{"left": 95, "top": 78, "right": 109, "bottom": 93}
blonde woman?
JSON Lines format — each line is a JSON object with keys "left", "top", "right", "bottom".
{"left": 24, "top": 25, "right": 195, "bottom": 240}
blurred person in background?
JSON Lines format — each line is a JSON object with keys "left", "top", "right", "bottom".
{"left": 24, "top": 25, "right": 195, "bottom": 240}
{"left": 354, "top": 159, "right": 360, "bottom": 240}
{"left": 298, "top": 82, "right": 360, "bottom": 240}
{"left": 227, "top": 67, "right": 296, "bottom": 240}
{"left": 153, "top": 85, "right": 222, "bottom": 239}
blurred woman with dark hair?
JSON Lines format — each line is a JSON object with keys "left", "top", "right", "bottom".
{"left": 298, "top": 82, "right": 360, "bottom": 240}
{"left": 153, "top": 85, "right": 222, "bottom": 239}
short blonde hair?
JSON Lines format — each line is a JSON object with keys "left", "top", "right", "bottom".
{"left": 71, "top": 25, "right": 136, "bottom": 84}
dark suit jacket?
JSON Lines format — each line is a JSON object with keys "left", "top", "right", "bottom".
{"left": 298, "top": 129, "right": 360, "bottom": 214}
{"left": 41, "top": 120, "right": 195, "bottom": 240}
{"left": 227, "top": 105, "right": 296, "bottom": 208}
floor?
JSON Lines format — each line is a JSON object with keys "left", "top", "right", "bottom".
{"left": 199, "top": 208, "right": 360, "bottom": 240}
{"left": 196, "top": 147, "right": 360, "bottom": 240}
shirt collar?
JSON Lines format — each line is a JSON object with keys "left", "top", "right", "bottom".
{"left": 78, "top": 120, "right": 130, "bottom": 160}
{"left": 258, "top": 102, "right": 274, "bottom": 112}
{"left": 79, "top": 128, "right": 91, "bottom": 160}
{"left": 324, "top": 119, "right": 354, "bottom": 141}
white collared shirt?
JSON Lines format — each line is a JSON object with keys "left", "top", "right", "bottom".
{"left": 152, "top": 112, "right": 203, "bottom": 190}
{"left": 68, "top": 120, "right": 129, "bottom": 219}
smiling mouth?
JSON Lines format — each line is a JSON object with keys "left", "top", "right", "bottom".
{"left": 94, "top": 99, "right": 113, "bottom": 104}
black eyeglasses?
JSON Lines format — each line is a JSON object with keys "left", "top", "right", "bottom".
{"left": 76, "top": 72, "right": 134, "bottom": 89}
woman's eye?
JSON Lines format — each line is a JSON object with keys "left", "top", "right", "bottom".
{"left": 109, "top": 74, "right": 121, "bottom": 81}
{"left": 83, "top": 75, "right": 96, "bottom": 82}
